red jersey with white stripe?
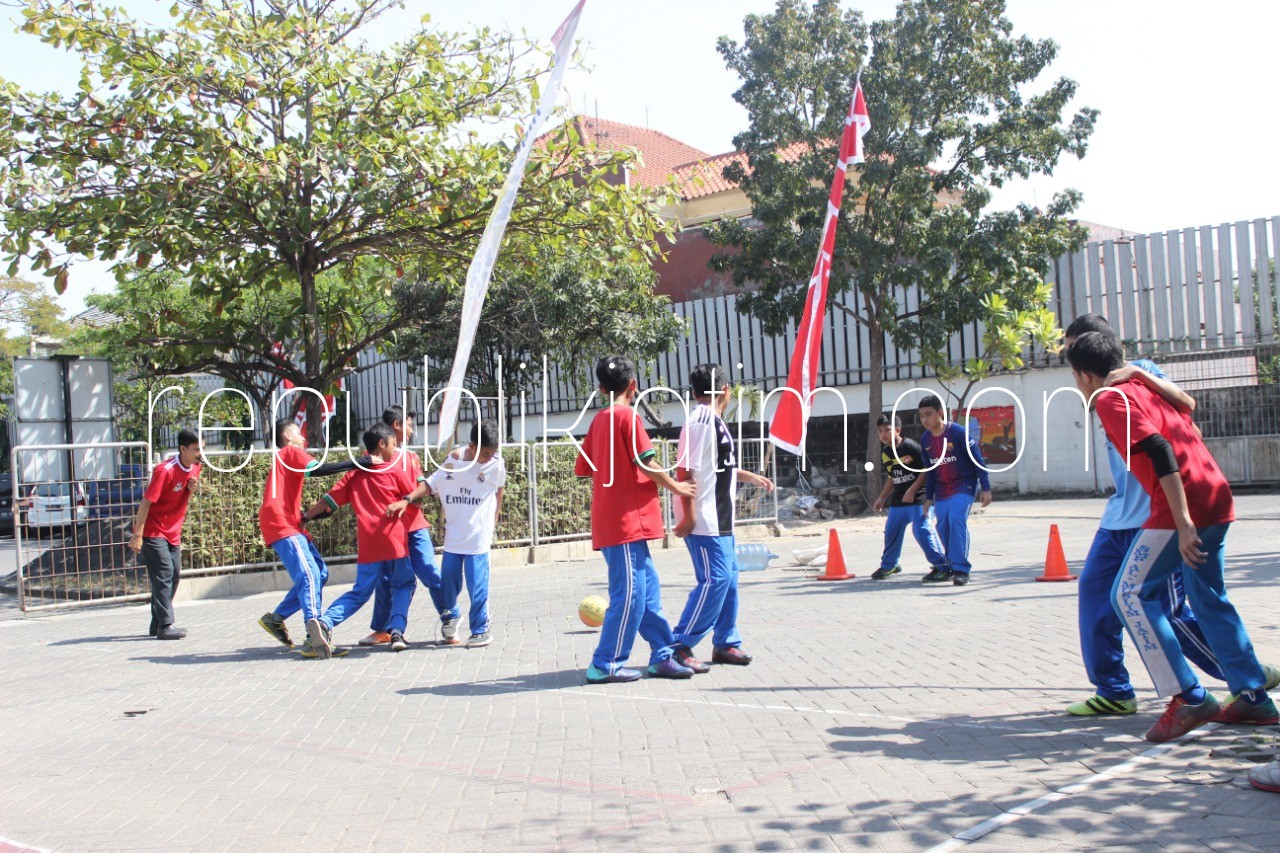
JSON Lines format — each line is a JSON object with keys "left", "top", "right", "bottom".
{"left": 1094, "top": 380, "right": 1234, "bottom": 529}
{"left": 142, "top": 457, "right": 200, "bottom": 545}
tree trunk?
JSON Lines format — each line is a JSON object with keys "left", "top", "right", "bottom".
{"left": 299, "top": 264, "right": 325, "bottom": 448}
{"left": 863, "top": 310, "right": 886, "bottom": 501}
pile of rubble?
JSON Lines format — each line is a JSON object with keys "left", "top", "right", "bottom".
{"left": 777, "top": 465, "right": 870, "bottom": 521}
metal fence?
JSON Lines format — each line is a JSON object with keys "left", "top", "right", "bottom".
{"left": 5, "top": 437, "right": 779, "bottom": 613}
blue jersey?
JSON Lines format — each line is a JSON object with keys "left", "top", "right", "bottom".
{"left": 1098, "top": 359, "right": 1165, "bottom": 531}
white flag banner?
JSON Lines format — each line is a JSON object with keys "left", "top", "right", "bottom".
{"left": 436, "top": 0, "right": 586, "bottom": 445}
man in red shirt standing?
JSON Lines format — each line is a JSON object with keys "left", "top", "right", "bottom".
{"left": 129, "top": 429, "right": 202, "bottom": 640}
{"left": 574, "top": 355, "right": 697, "bottom": 684}
{"left": 1068, "top": 331, "right": 1276, "bottom": 742}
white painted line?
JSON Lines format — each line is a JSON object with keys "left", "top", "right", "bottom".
{"left": 924, "top": 723, "right": 1221, "bottom": 852}
{"left": 0, "top": 834, "right": 54, "bottom": 853}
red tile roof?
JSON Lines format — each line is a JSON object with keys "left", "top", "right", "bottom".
{"left": 555, "top": 116, "right": 710, "bottom": 191}
{"left": 672, "top": 141, "right": 811, "bottom": 199}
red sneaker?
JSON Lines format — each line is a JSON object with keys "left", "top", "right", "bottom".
{"left": 1145, "top": 694, "right": 1220, "bottom": 743}
{"left": 1212, "top": 697, "right": 1279, "bottom": 726}
{"left": 673, "top": 644, "right": 710, "bottom": 674}
{"left": 711, "top": 646, "right": 753, "bottom": 666}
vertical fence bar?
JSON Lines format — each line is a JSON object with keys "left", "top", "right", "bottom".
{"left": 1217, "top": 222, "right": 1238, "bottom": 346}
{"left": 1133, "top": 235, "right": 1156, "bottom": 349}
{"left": 1148, "top": 232, "right": 1172, "bottom": 350}
{"left": 1199, "top": 225, "right": 1219, "bottom": 348}
{"left": 1184, "top": 227, "right": 1203, "bottom": 349}
{"left": 1100, "top": 241, "right": 1122, "bottom": 338}
{"left": 1116, "top": 240, "right": 1139, "bottom": 345}
{"left": 1235, "top": 220, "right": 1256, "bottom": 346}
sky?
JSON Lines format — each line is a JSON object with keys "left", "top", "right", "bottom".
{"left": 2, "top": 0, "right": 1278, "bottom": 317}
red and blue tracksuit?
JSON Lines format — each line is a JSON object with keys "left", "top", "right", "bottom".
{"left": 920, "top": 422, "right": 991, "bottom": 577}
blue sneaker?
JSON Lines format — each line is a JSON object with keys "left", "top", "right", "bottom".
{"left": 586, "top": 664, "right": 642, "bottom": 684}
{"left": 647, "top": 658, "right": 694, "bottom": 679}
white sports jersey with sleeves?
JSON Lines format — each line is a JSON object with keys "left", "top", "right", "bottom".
{"left": 426, "top": 450, "right": 507, "bottom": 555}
{"left": 675, "top": 403, "right": 737, "bottom": 536}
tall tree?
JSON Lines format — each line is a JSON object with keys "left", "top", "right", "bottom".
{"left": 707, "top": 0, "right": 1097, "bottom": 488}
{"left": 392, "top": 247, "right": 686, "bottom": 425}
{"left": 0, "top": 0, "right": 669, "bottom": 440}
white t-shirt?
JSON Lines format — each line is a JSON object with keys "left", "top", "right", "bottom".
{"left": 426, "top": 450, "right": 507, "bottom": 555}
{"left": 674, "top": 403, "right": 737, "bottom": 537}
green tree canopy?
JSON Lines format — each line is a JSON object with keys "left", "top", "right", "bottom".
{"left": 706, "top": 0, "right": 1097, "bottom": 481}
{"left": 1, "top": 0, "right": 671, "bottom": 438}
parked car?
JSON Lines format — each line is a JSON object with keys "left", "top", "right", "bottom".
{"left": 18, "top": 482, "right": 89, "bottom": 530}
{"left": 0, "top": 474, "right": 13, "bottom": 533}
{"left": 87, "top": 464, "right": 146, "bottom": 519}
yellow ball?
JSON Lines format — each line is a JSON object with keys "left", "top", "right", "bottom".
{"left": 578, "top": 595, "right": 607, "bottom": 628}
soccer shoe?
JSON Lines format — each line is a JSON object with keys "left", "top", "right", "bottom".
{"left": 440, "top": 617, "right": 461, "bottom": 646}
{"left": 870, "top": 565, "right": 902, "bottom": 580}
{"left": 952, "top": 572, "right": 970, "bottom": 587}
{"left": 1221, "top": 664, "right": 1280, "bottom": 706}
{"left": 1144, "top": 694, "right": 1221, "bottom": 743}
{"left": 1212, "top": 696, "right": 1279, "bottom": 726}
{"left": 922, "top": 566, "right": 953, "bottom": 584}
{"left": 390, "top": 631, "right": 408, "bottom": 652}
{"left": 585, "top": 664, "right": 642, "bottom": 684}
{"left": 359, "top": 631, "right": 392, "bottom": 647}
{"left": 647, "top": 658, "right": 695, "bottom": 679}
{"left": 466, "top": 632, "right": 492, "bottom": 648}
{"left": 1066, "top": 695, "right": 1138, "bottom": 717}
{"left": 257, "top": 613, "right": 293, "bottom": 648}
{"left": 300, "top": 638, "right": 350, "bottom": 659}
{"left": 672, "top": 644, "right": 710, "bottom": 674}
{"left": 712, "top": 646, "right": 753, "bottom": 666}
{"left": 1249, "top": 760, "right": 1280, "bottom": 794}
{"left": 304, "top": 618, "right": 331, "bottom": 660}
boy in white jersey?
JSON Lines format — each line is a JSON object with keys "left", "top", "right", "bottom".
{"left": 671, "top": 364, "right": 774, "bottom": 672}
{"left": 396, "top": 420, "right": 506, "bottom": 648}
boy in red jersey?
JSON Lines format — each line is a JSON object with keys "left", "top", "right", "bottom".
{"left": 129, "top": 429, "right": 202, "bottom": 640}
{"left": 255, "top": 419, "right": 339, "bottom": 656}
{"left": 574, "top": 355, "right": 697, "bottom": 684}
{"left": 302, "top": 422, "right": 418, "bottom": 657}
{"left": 1068, "top": 331, "right": 1276, "bottom": 742}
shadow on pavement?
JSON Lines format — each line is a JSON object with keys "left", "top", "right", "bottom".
{"left": 48, "top": 635, "right": 154, "bottom": 646}
{"left": 129, "top": 645, "right": 341, "bottom": 664}
{"left": 399, "top": 668, "right": 584, "bottom": 697}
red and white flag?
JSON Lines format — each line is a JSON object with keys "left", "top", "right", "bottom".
{"left": 768, "top": 80, "right": 871, "bottom": 455}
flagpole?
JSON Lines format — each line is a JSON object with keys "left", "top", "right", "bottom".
{"left": 435, "top": 0, "right": 587, "bottom": 448}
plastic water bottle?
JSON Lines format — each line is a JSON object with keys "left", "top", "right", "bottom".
{"left": 736, "top": 542, "right": 779, "bottom": 571}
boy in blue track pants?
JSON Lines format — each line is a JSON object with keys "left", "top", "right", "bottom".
{"left": 1062, "top": 315, "right": 1278, "bottom": 717}
{"left": 917, "top": 395, "right": 992, "bottom": 586}
{"left": 573, "top": 355, "right": 698, "bottom": 684}
{"left": 670, "top": 364, "right": 774, "bottom": 673}
{"left": 870, "top": 414, "right": 945, "bottom": 580}
{"left": 300, "top": 422, "right": 419, "bottom": 658}
{"left": 1070, "top": 331, "right": 1276, "bottom": 742}
{"left": 256, "top": 419, "right": 346, "bottom": 658}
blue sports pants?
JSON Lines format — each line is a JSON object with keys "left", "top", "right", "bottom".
{"left": 932, "top": 493, "right": 975, "bottom": 575}
{"left": 369, "top": 529, "right": 445, "bottom": 631}
{"left": 879, "top": 504, "right": 946, "bottom": 570}
{"left": 591, "top": 541, "right": 676, "bottom": 674}
{"left": 438, "top": 552, "right": 491, "bottom": 635}
{"left": 322, "top": 558, "right": 413, "bottom": 633}
{"left": 1080, "top": 527, "right": 1223, "bottom": 700}
{"left": 1113, "top": 523, "right": 1266, "bottom": 698}
{"left": 271, "top": 534, "right": 329, "bottom": 623}
{"left": 673, "top": 533, "right": 741, "bottom": 651}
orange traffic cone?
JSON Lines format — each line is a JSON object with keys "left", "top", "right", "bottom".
{"left": 813, "top": 528, "right": 854, "bottom": 581}
{"left": 1035, "top": 524, "right": 1078, "bottom": 582}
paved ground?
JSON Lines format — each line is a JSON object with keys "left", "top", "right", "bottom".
{"left": 1, "top": 495, "right": 1278, "bottom": 852}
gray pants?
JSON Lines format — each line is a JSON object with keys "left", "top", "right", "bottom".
{"left": 141, "top": 537, "right": 181, "bottom": 634}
